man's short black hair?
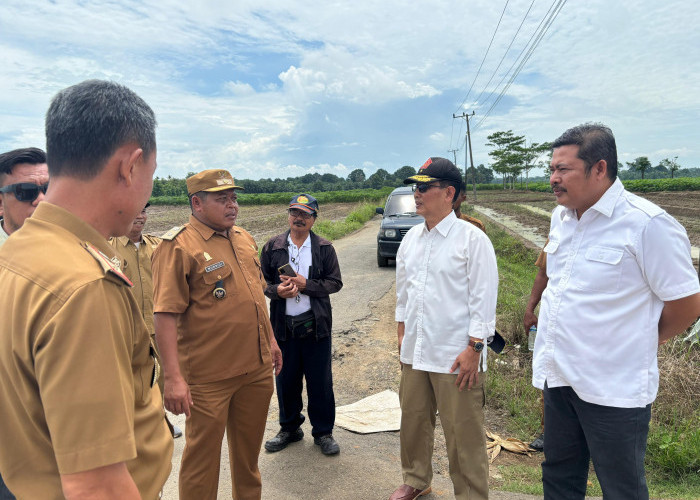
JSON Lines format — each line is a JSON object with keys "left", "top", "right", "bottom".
{"left": 552, "top": 123, "right": 617, "bottom": 180}
{"left": 438, "top": 180, "right": 460, "bottom": 203}
{"left": 0, "top": 147, "right": 47, "bottom": 187}
{"left": 45, "top": 80, "right": 156, "bottom": 180}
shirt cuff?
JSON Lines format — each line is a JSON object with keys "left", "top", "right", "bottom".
{"left": 468, "top": 319, "right": 495, "bottom": 341}
{"left": 395, "top": 306, "right": 406, "bottom": 323}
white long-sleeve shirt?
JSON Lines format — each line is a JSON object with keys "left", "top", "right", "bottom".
{"left": 395, "top": 211, "right": 499, "bottom": 373}
{"left": 534, "top": 178, "right": 700, "bottom": 407}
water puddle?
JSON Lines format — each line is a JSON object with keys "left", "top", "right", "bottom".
{"left": 473, "top": 205, "right": 547, "bottom": 249}
{"left": 479, "top": 205, "right": 699, "bottom": 266}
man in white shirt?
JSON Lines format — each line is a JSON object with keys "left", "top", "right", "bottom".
{"left": 390, "top": 157, "right": 498, "bottom": 500}
{"left": 535, "top": 123, "right": 700, "bottom": 500}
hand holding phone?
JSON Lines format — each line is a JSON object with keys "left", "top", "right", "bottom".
{"left": 278, "top": 263, "right": 297, "bottom": 277}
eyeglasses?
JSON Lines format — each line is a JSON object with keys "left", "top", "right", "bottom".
{"left": 412, "top": 183, "right": 443, "bottom": 193}
{"left": 0, "top": 182, "right": 49, "bottom": 202}
{"left": 288, "top": 209, "right": 314, "bottom": 219}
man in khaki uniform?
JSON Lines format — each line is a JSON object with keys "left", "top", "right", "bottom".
{"left": 0, "top": 147, "right": 48, "bottom": 500}
{"left": 109, "top": 203, "right": 182, "bottom": 438}
{"left": 0, "top": 80, "right": 172, "bottom": 499}
{"left": 453, "top": 181, "right": 486, "bottom": 232}
{"left": 153, "top": 169, "right": 283, "bottom": 500}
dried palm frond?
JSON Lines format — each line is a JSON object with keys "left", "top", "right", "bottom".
{"left": 486, "top": 429, "right": 534, "bottom": 463}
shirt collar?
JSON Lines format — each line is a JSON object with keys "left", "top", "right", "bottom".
{"left": 589, "top": 177, "right": 623, "bottom": 218}
{"left": 287, "top": 233, "right": 311, "bottom": 248}
{"left": 559, "top": 177, "right": 623, "bottom": 221}
{"left": 31, "top": 202, "right": 119, "bottom": 259}
{"left": 423, "top": 210, "right": 457, "bottom": 237}
{"left": 116, "top": 235, "right": 137, "bottom": 247}
{"left": 188, "top": 214, "right": 230, "bottom": 240}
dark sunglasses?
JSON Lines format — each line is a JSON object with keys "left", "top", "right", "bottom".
{"left": 412, "top": 183, "right": 443, "bottom": 193}
{"left": 0, "top": 182, "right": 49, "bottom": 202}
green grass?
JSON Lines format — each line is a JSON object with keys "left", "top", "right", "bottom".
{"left": 312, "top": 203, "right": 378, "bottom": 241}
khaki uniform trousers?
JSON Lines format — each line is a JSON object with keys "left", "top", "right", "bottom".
{"left": 399, "top": 364, "right": 488, "bottom": 500}
{"left": 179, "top": 362, "right": 273, "bottom": 500}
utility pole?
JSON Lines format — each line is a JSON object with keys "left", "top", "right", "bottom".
{"left": 453, "top": 111, "right": 477, "bottom": 201}
{"left": 447, "top": 149, "right": 459, "bottom": 168}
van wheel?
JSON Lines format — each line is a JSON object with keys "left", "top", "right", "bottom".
{"left": 377, "top": 249, "right": 389, "bottom": 267}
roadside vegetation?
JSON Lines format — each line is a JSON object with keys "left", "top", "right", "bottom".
{"left": 466, "top": 205, "right": 700, "bottom": 499}
{"left": 313, "top": 203, "right": 379, "bottom": 241}
{"left": 523, "top": 177, "right": 700, "bottom": 193}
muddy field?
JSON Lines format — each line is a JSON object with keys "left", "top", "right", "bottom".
{"left": 470, "top": 189, "right": 700, "bottom": 249}
{"left": 145, "top": 201, "right": 366, "bottom": 245}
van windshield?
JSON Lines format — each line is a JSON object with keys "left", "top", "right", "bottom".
{"left": 385, "top": 193, "right": 417, "bottom": 216}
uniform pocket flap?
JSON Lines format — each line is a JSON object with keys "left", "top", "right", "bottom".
{"left": 543, "top": 240, "right": 559, "bottom": 254}
{"left": 584, "top": 246, "right": 623, "bottom": 265}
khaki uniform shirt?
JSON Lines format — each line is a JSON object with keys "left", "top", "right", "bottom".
{"left": 0, "top": 203, "right": 172, "bottom": 500}
{"left": 109, "top": 234, "right": 162, "bottom": 334}
{"left": 535, "top": 238, "right": 549, "bottom": 269}
{"left": 152, "top": 215, "right": 272, "bottom": 384}
{"left": 459, "top": 213, "right": 486, "bottom": 232}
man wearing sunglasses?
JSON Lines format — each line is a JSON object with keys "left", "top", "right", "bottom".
{"left": 0, "top": 147, "right": 48, "bottom": 248}
{"left": 260, "top": 194, "right": 343, "bottom": 456}
{"left": 391, "top": 157, "right": 498, "bottom": 500}
{"left": 0, "top": 146, "right": 45, "bottom": 500}
{"left": 0, "top": 80, "right": 172, "bottom": 499}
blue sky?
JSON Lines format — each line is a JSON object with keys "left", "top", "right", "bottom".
{"left": 1, "top": 0, "right": 699, "bottom": 180}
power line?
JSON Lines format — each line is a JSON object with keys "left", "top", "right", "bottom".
{"left": 474, "top": 0, "right": 567, "bottom": 130}
{"left": 454, "top": 0, "right": 510, "bottom": 114}
{"left": 470, "top": 0, "right": 536, "bottom": 110}
{"left": 474, "top": 0, "right": 562, "bottom": 122}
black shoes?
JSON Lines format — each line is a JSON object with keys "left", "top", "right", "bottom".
{"left": 530, "top": 432, "right": 544, "bottom": 451}
{"left": 314, "top": 434, "right": 340, "bottom": 455}
{"left": 264, "top": 428, "right": 304, "bottom": 452}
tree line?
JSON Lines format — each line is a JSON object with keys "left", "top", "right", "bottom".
{"left": 151, "top": 165, "right": 494, "bottom": 197}
{"left": 485, "top": 130, "right": 699, "bottom": 188}
{"left": 151, "top": 131, "right": 697, "bottom": 197}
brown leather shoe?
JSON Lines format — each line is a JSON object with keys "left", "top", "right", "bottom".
{"left": 389, "top": 484, "right": 432, "bottom": 500}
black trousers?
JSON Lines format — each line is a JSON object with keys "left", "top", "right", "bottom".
{"left": 542, "top": 385, "right": 651, "bottom": 500}
{"left": 276, "top": 334, "right": 335, "bottom": 438}
{"left": 0, "top": 472, "right": 15, "bottom": 500}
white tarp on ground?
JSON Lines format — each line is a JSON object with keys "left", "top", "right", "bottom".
{"left": 335, "top": 390, "right": 401, "bottom": 434}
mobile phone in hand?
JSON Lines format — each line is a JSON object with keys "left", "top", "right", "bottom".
{"left": 278, "top": 263, "right": 297, "bottom": 277}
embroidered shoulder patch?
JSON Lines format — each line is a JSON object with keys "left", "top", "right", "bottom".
{"left": 161, "top": 225, "right": 185, "bottom": 240}
{"left": 83, "top": 242, "right": 133, "bottom": 286}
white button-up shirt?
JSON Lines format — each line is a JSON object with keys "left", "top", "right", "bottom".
{"left": 395, "top": 211, "right": 498, "bottom": 374}
{"left": 534, "top": 178, "right": 700, "bottom": 407}
{"left": 285, "top": 233, "right": 312, "bottom": 316}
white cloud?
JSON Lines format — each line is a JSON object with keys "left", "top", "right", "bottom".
{"left": 224, "top": 81, "right": 256, "bottom": 95}
{"left": 1, "top": 0, "right": 699, "bottom": 179}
